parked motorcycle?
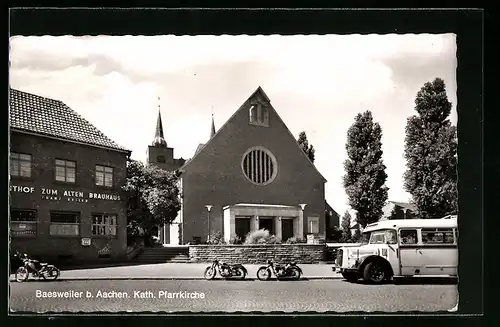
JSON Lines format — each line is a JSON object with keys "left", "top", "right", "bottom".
{"left": 256, "top": 260, "right": 302, "bottom": 281}
{"left": 204, "top": 260, "right": 247, "bottom": 280}
{"left": 14, "top": 252, "right": 60, "bottom": 282}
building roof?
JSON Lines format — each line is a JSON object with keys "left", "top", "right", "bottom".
{"left": 9, "top": 88, "right": 130, "bottom": 153}
{"left": 152, "top": 109, "right": 168, "bottom": 147}
{"left": 389, "top": 201, "right": 417, "bottom": 211}
{"left": 180, "top": 86, "right": 327, "bottom": 183}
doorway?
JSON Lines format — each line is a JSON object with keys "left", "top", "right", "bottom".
{"left": 259, "top": 217, "right": 275, "bottom": 235}
{"left": 235, "top": 217, "right": 251, "bottom": 242}
{"left": 281, "top": 218, "right": 294, "bottom": 242}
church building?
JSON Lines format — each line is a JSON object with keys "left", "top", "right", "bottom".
{"left": 156, "top": 87, "right": 327, "bottom": 244}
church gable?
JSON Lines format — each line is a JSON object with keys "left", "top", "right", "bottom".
{"left": 181, "top": 86, "right": 326, "bottom": 184}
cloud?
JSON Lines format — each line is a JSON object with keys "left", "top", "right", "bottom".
{"left": 8, "top": 34, "right": 457, "bottom": 217}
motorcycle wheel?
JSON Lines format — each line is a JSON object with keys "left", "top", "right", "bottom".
{"left": 41, "top": 266, "right": 60, "bottom": 281}
{"left": 204, "top": 266, "right": 216, "bottom": 280}
{"left": 256, "top": 267, "right": 271, "bottom": 281}
{"left": 289, "top": 266, "right": 301, "bottom": 280}
{"left": 235, "top": 267, "right": 246, "bottom": 280}
{"left": 15, "top": 267, "right": 29, "bottom": 283}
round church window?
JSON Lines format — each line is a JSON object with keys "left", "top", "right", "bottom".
{"left": 241, "top": 146, "right": 278, "bottom": 185}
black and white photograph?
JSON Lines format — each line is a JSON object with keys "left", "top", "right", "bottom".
{"left": 9, "top": 28, "right": 462, "bottom": 313}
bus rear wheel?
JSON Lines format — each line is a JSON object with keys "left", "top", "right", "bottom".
{"left": 362, "top": 261, "right": 387, "bottom": 284}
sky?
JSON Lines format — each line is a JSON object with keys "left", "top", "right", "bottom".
{"left": 9, "top": 34, "right": 457, "bottom": 221}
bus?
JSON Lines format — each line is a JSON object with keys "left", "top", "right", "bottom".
{"left": 333, "top": 215, "right": 458, "bottom": 283}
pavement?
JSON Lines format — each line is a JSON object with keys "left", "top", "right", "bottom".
{"left": 9, "top": 263, "right": 341, "bottom": 281}
{"left": 9, "top": 279, "right": 459, "bottom": 312}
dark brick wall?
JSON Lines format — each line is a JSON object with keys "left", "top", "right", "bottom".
{"left": 9, "top": 131, "right": 129, "bottom": 263}
{"left": 181, "top": 93, "right": 326, "bottom": 243}
{"left": 189, "top": 244, "right": 329, "bottom": 264}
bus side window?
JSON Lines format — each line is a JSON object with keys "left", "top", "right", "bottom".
{"left": 422, "top": 228, "right": 454, "bottom": 244}
{"left": 400, "top": 229, "right": 417, "bottom": 244}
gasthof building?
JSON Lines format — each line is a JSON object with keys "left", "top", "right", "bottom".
{"left": 9, "top": 88, "right": 131, "bottom": 264}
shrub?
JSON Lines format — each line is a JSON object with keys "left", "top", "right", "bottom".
{"left": 244, "top": 229, "right": 280, "bottom": 244}
{"left": 285, "top": 237, "right": 307, "bottom": 244}
{"left": 229, "top": 235, "right": 243, "bottom": 244}
{"left": 207, "top": 231, "right": 226, "bottom": 245}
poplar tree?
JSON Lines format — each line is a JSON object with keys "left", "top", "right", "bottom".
{"left": 403, "top": 78, "right": 458, "bottom": 218}
{"left": 297, "top": 131, "right": 316, "bottom": 163}
{"left": 343, "top": 111, "right": 389, "bottom": 228}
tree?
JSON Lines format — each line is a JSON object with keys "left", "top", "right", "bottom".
{"left": 352, "top": 226, "right": 362, "bottom": 243}
{"left": 403, "top": 78, "right": 458, "bottom": 218}
{"left": 343, "top": 111, "right": 389, "bottom": 228}
{"left": 122, "top": 160, "right": 181, "bottom": 243}
{"left": 297, "top": 131, "right": 316, "bottom": 163}
{"left": 340, "top": 211, "right": 352, "bottom": 242}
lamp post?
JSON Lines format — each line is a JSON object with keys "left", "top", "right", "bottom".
{"left": 205, "top": 205, "right": 213, "bottom": 243}
{"left": 298, "top": 203, "right": 307, "bottom": 239}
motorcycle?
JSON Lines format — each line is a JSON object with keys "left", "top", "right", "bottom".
{"left": 204, "top": 260, "right": 247, "bottom": 280}
{"left": 256, "top": 260, "right": 302, "bottom": 281}
{"left": 14, "top": 252, "right": 60, "bottom": 282}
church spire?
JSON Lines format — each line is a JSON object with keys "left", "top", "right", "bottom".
{"left": 210, "top": 110, "right": 216, "bottom": 138}
{"left": 152, "top": 97, "right": 167, "bottom": 147}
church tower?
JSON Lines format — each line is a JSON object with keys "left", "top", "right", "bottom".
{"left": 147, "top": 98, "right": 186, "bottom": 172}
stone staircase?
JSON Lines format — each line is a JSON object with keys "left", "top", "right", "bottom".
{"left": 133, "top": 246, "right": 190, "bottom": 264}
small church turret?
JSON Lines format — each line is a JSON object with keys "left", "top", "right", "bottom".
{"left": 210, "top": 113, "right": 216, "bottom": 139}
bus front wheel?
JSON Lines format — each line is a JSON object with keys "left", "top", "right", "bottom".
{"left": 362, "top": 261, "right": 387, "bottom": 284}
{"left": 341, "top": 272, "right": 359, "bottom": 282}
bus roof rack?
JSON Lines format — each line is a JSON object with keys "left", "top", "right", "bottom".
{"left": 441, "top": 215, "right": 458, "bottom": 219}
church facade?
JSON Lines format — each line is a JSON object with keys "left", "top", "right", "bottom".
{"left": 161, "top": 87, "right": 328, "bottom": 244}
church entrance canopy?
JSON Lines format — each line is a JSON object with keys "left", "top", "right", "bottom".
{"left": 223, "top": 203, "right": 304, "bottom": 243}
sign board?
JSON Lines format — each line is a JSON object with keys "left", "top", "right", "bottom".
{"left": 18, "top": 224, "right": 27, "bottom": 229}
{"left": 81, "top": 238, "right": 91, "bottom": 246}
{"left": 307, "top": 234, "right": 319, "bottom": 244}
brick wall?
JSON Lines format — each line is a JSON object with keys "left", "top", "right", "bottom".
{"left": 9, "top": 131, "right": 129, "bottom": 263}
{"left": 181, "top": 90, "right": 326, "bottom": 244}
{"left": 189, "top": 244, "right": 330, "bottom": 264}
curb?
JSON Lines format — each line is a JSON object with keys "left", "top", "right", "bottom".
{"left": 10, "top": 276, "right": 343, "bottom": 282}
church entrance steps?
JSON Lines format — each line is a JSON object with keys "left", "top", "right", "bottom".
{"left": 133, "top": 247, "right": 190, "bottom": 264}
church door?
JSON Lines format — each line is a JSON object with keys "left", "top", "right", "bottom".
{"left": 281, "top": 218, "right": 294, "bottom": 242}
{"left": 235, "top": 217, "right": 251, "bottom": 242}
{"left": 259, "top": 217, "right": 275, "bottom": 235}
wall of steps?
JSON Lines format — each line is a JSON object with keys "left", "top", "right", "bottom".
{"left": 133, "top": 246, "right": 190, "bottom": 264}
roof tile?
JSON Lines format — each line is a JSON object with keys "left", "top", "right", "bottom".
{"left": 9, "top": 88, "right": 130, "bottom": 152}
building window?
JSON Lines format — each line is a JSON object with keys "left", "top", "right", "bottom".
{"left": 241, "top": 146, "right": 278, "bottom": 185}
{"left": 307, "top": 216, "right": 320, "bottom": 234}
{"left": 157, "top": 155, "right": 166, "bottom": 163}
{"left": 422, "top": 228, "right": 455, "bottom": 245}
{"left": 96, "top": 165, "right": 113, "bottom": 187}
{"left": 10, "top": 152, "right": 32, "bottom": 178}
{"left": 10, "top": 209, "right": 37, "bottom": 237}
{"left": 50, "top": 211, "right": 80, "bottom": 236}
{"left": 92, "top": 214, "right": 117, "bottom": 236}
{"left": 55, "top": 159, "right": 76, "bottom": 183}
{"left": 249, "top": 102, "right": 270, "bottom": 127}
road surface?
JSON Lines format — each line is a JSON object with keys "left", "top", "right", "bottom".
{"left": 9, "top": 279, "right": 458, "bottom": 313}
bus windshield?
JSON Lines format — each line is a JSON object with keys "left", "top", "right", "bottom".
{"left": 363, "top": 229, "right": 397, "bottom": 245}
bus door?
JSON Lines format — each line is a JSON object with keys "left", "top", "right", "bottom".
{"left": 419, "top": 228, "right": 458, "bottom": 276}
{"left": 398, "top": 228, "right": 421, "bottom": 276}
